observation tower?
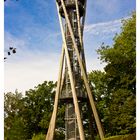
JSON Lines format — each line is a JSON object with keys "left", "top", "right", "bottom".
{"left": 46, "top": 0, "right": 104, "bottom": 140}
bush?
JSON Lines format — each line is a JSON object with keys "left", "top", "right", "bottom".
{"left": 104, "top": 134, "right": 136, "bottom": 140}
{"left": 32, "top": 133, "right": 46, "bottom": 140}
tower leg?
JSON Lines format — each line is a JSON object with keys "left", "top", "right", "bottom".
{"left": 46, "top": 1, "right": 105, "bottom": 140}
{"left": 63, "top": 41, "right": 85, "bottom": 140}
{"left": 56, "top": 3, "right": 85, "bottom": 140}
{"left": 46, "top": 47, "right": 65, "bottom": 140}
{"left": 59, "top": 1, "right": 104, "bottom": 139}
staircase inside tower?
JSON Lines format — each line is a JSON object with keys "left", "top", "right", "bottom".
{"left": 57, "top": 0, "right": 87, "bottom": 139}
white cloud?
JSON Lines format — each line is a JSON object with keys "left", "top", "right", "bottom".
{"left": 4, "top": 31, "right": 105, "bottom": 93}
{"left": 4, "top": 31, "right": 61, "bottom": 93}
{"left": 84, "top": 16, "right": 129, "bottom": 36}
{"left": 5, "top": 16, "right": 130, "bottom": 93}
{"left": 4, "top": 52, "right": 60, "bottom": 93}
{"left": 86, "top": 56, "right": 105, "bottom": 73}
{"left": 4, "top": 50, "right": 104, "bottom": 93}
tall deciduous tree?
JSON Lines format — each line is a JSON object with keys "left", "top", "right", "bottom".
{"left": 4, "top": 91, "right": 26, "bottom": 140}
{"left": 21, "top": 81, "right": 56, "bottom": 139}
{"left": 4, "top": 81, "right": 65, "bottom": 140}
{"left": 96, "top": 12, "right": 136, "bottom": 136}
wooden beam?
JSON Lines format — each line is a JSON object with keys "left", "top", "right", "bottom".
{"left": 75, "top": 0, "right": 82, "bottom": 47}
{"left": 60, "top": 0, "right": 105, "bottom": 139}
{"left": 56, "top": 2, "right": 85, "bottom": 140}
{"left": 74, "top": 0, "right": 87, "bottom": 73}
{"left": 81, "top": 0, "right": 87, "bottom": 35}
{"left": 60, "top": 71, "right": 65, "bottom": 93}
{"left": 46, "top": 47, "right": 65, "bottom": 140}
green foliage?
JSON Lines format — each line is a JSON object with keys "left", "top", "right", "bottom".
{"left": 32, "top": 133, "right": 46, "bottom": 140}
{"left": 22, "top": 81, "right": 56, "bottom": 138}
{"left": 54, "top": 130, "right": 65, "bottom": 140}
{"left": 97, "top": 12, "right": 136, "bottom": 93}
{"left": 95, "top": 135, "right": 100, "bottom": 140}
{"left": 107, "top": 89, "right": 136, "bottom": 135}
{"left": 104, "top": 134, "right": 136, "bottom": 140}
{"left": 92, "top": 12, "right": 136, "bottom": 136}
{"left": 4, "top": 81, "right": 65, "bottom": 140}
{"left": 4, "top": 91, "right": 27, "bottom": 140}
{"left": 88, "top": 71, "right": 111, "bottom": 134}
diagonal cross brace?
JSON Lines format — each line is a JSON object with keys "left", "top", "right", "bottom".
{"left": 46, "top": 47, "right": 65, "bottom": 140}
{"left": 46, "top": 2, "right": 86, "bottom": 140}
{"left": 59, "top": 0, "right": 105, "bottom": 139}
{"left": 74, "top": 0, "right": 87, "bottom": 73}
{"left": 56, "top": 2, "right": 86, "bottom": 140}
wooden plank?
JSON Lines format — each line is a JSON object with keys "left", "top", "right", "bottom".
{"left": 60, "top": 71, "right": 65, "bottom": 93}
{"left": 81, "top": 0, "right": 87, "bottom": 35}
{"left": 46, "top": 47, "right": 65, "bottom": 140}
{"left": 60, "top": 0, "right": 105, "bottom": 139}
{"left": 75, "top": 0, "right": 82, "bottom": 47}
{"left": 75, "top": 0, "right": 87, "bottom": 73}
{"left": 56, "top": 2, "right": 85, "bottom": 140}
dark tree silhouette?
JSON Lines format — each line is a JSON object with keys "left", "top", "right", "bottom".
{"left": 4, "top": 47, "right": 17, "bottom": 61}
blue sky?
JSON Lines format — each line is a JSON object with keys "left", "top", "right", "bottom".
{"left": 4, "top": 0, "right": 136, "bottom": 93}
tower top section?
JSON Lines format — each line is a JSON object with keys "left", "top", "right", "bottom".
{"left": 56, "top": 0, "right": 85, "bottom": 18}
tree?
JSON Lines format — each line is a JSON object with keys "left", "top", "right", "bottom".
{"left": 88, "top": 71, "right": 111, "bottom": 135}
{"left": 98, "top": 13, "right": 136, "bottom": 94}
{"left": 21, "top": 81, "right": 56, "bottom": 139}
{"left": 4, "top": 81, "right": 65, "bottom": 140}
{"left": 4, "top": 91, "right": 26, "bottom": 140}
{"left": 95, "top": 12, "right": 136, "bottom": 136}
{"left": 4, "top": 47, "right": 17, "bottom": 61}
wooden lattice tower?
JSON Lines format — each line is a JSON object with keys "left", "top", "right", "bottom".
{"left": 46, "top": 0, "right": 104, "bottom": 140}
